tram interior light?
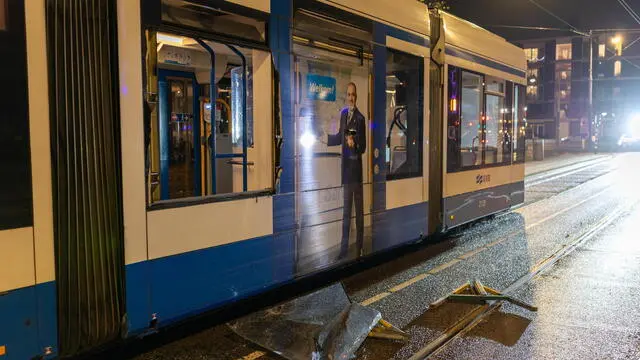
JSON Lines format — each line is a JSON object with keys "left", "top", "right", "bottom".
{"left": 157, "top": 33, "right": 185, "bottom": 46}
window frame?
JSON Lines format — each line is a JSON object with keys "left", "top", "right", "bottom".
{"left": 483, "top": 76, "right": 508, "bottom": 166}
{"left": 556, "top": 43, "right": 572, "bottom": 61}
{"left": 446, "top": 65, "right": 515, "bottom": 173}
{"left": 513, "top": 83, "right": 526, "bottom": 164}
{"left": 384, "top": 47, "right": 425, "bottom": 181}
{"left": 142, "top": 23, "right": 275, "bottom": 210}
{"left": 142, "top": 0, "right": 271, "bottom": 49}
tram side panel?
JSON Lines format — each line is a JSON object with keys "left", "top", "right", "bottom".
{"left": 439, "top": 11, "right": 527, "bottom": 230}
{"left": 443, "top": 63, "right": 526, "bottom": 229}
{"left": 0, "top": 0, "right": 58, "bottom": 359}
{"left": 119, "top": 0, "right": 292, "bottom": 336}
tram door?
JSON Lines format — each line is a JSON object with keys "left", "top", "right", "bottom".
{"left": 158, "top": 70, "right": 201, "bottom": 200}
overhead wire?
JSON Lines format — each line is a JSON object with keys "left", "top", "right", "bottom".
{"left": 526, "top": 0, "right": 590, "bottom": 36}
{"left": 617, "top": 0, "right": 640, "bottom": 24}
{"left": 615, "top": 0, "right": 640, "bottom": 51}
{"left": 614, "top": 0, "right": 640, "bottom": 69}
{"left": 486, "top": 24, "right": 586, "bottom": 36}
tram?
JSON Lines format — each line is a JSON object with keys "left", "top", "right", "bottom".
{"left": 0, "top": 0, "right": 525, "bottom": 358}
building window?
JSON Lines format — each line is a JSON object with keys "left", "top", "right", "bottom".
{"left": 559, "top": 83, "right": 571, "bottom": 100}
{"left": 530, "top": 124, "right": 545, "bottom": 138}
{"left": 527, "top": 68, "right": 539, "bottom": 84}
{"left": 598, "top": 43, "right": 606, "bottom": 58}
{"left": 525, "top": 48, "right": 539, "bottom": 62}
{"left": 560, "top": 70, "right": 571, "bottom": 80}
{"left": 559, "top": 90, "right": 568, "bottom": 100}
{"left": 614, "top": 60, "right": 622, "bottom": 76}
{"left": 556, "top": 43, "right": 572, "bottom": 60}
{"left": 570, "top": 121, "right": 581, "bottom": 136}
{"left": 385, "top": 48, "right": 424, "bottom": 180}
{"left": 527, "top": 85, "right": 538, "bottom": 100}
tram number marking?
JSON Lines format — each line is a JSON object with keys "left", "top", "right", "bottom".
{"left": 476, "top": 174, "right": 491, "bottom": 184}
{"left": 478, "top": 199, "right": 487, "bottom": 208}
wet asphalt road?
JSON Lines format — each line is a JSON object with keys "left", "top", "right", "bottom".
{"left": 126, "top": 152, "right": 640, "bottom": 360}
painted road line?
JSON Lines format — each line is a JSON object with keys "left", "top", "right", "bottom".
{"left": 428, "top": 259, "right": 461, "bottom": 275}
{"left": 361, "top": 187, "right": 611, "bottom": 307}
{"left": 389, "top": 274, "right": 430, "bottom": 293}
{"left": 457, "top": 247, "right": 487, "bottom": 260}
{"left": 483, "top": 238, "right": 506, "bottom": 248}
{"left": 361, "top": 292, "right": 392, "bottom": 306}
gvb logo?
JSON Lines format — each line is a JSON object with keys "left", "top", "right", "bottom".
{"left": 476, "top": 174, "right": 491, "bottom": 184}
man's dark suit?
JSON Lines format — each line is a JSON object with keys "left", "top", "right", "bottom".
{"left": 327, "top": 107, "right": 366, "bottom": 258}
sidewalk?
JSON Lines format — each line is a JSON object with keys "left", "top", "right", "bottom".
{"left": 525, "top": 152, "right": 611, "bottom": 177}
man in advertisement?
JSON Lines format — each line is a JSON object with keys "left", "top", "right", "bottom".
{"left": 327, "top": 82, "right": 366, "bottom": 259}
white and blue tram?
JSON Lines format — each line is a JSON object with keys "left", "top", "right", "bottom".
{"left": 0, "top": 0, "right": 526, "bottom": 358}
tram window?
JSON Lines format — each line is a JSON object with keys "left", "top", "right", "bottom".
{"left": 385, "top": 49, "right": 424, "bottom": 180}
{"left": 460, "top": 71, "right": 482, "bottom": 167}
{"left": 446, "top": 66, "right": 461, "bottom": 172}
{"left": 513, "top": 84, "right": 526, "bottom": 163}
{"left": 145, "top": 31, "right": 272, "bottom": 204}
{"left": 484, "top": 77, "right": 507, "bottom": 165}
{"left": 448, "top": 66, "right": 514, "bottom": 171}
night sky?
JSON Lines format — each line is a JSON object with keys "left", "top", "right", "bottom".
{"left": 447, "top": 0, "right": 640, "bottom": 41}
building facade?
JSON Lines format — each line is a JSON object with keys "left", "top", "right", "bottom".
{"left": 518, "top": 32, "right": 640, "bottom": 145}
{"left": 517, "top": 37, "right": 589, "bottom": 143}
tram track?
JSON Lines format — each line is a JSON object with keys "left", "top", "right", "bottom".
{"left": 357, "top": 160, "right": 617, "bottom": 313}
{"left": 407, "top": 196, "right": 638, "bottom": 360}
{"left": 525, "top": 155, "right": 613, "bottom": 187}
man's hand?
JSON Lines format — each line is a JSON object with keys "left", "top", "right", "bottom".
{"left": 346, "top": 135, "right": 355, "bottom": 148}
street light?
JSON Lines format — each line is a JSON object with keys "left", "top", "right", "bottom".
{"left": 612, "top": 35, "right": 623, "bottom": 56}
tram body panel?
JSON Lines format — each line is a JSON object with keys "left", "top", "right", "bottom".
{"left": 440, "top": 10, "right": 526, "bottom": 230}
{"left": 0, "top": 0, "right": 58, "bottom": 359}
{"left": 0, "top": 1, "right": 528, "bottom": 359}
{"left": 226, "top": 0, "right": 270, "bottom": 13}
{"left": 118, "top": 0, "right": 149, "bottom": 266}
{"left": 443, "top": 164, "right": 525, "bottom": 228}
{"left": 319, "top": 0, "right": 430, "bottom": 37}
{"left": 441, "top": 12, "right": 526, "bottom": 79}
